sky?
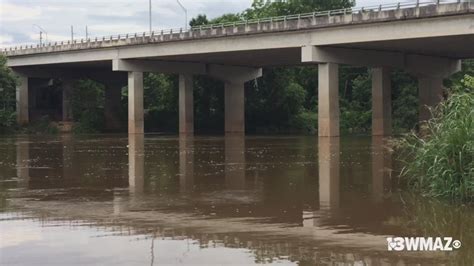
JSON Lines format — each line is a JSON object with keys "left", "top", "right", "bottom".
{"left": 0, "top": 0, "right": 390, "bottom": 48}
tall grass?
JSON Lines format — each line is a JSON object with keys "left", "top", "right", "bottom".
{"left": 399, "top": 75, "right": 474, "bottom": 202}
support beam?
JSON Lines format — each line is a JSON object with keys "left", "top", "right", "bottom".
{"left": 113, "top": 59, "right": 206, "bottom": 75}
{"left": 302, "top": 46, "right": 404, "bottom": 68}
{"left": 208, "top": 65, "right": 262, "bottom": 84}
{"left": 225, "top": 82, "right": 245, "bottom": 134}
{"left": 15, "top": 73, "right": 29, "bottom": 125}
{"left": 418, "top": 76, "right": 444, "bottom": 123}
{"left": 372, "top": 68, "right": 392, "bottom": 136}
{"left": 318, "top": 63, "right": 339, "bottom": 137}
{"left": 302, "top": 46, "right": 461, "bottom": 78}
{"left": 179, "top": 74, "right": 194, "bottom": 134}
{"left": 208, "top": 64, "right": 262, "bottom": 134}
{"left": 128, "top": 72, "right": 144, "bottom": 134}
{"left": 62, "top": 79, "right": 74, "bottom": 122}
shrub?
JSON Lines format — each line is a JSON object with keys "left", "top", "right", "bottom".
{"left": 399, "top": 75, "right": 474, "bottom": 201}
{"left": 0, "top": 55, "right": 17, "bottom": 133}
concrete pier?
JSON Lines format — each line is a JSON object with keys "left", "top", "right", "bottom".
{"left": 318, "top": 63, "right": 339, "bottom": 137}
{"left": 225, "top": 82, "right": 245, "bottom": 134}
{"left": 128, "top": 72, "right": 144, "bottom": 134}
{"left": 179, "top": 74, "right": 194, "bottom": 134}
{"left": 418, "top": 76, "right": 444, "bottom": 123}
{"left": 372, "top": 68, "right": 392, "bottom": 136}
{"left": 15, "top": 73, "right": 29, "bottom": 125}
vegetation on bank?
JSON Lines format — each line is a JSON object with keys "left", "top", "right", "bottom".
{"left": 0, "top": 55, "right": 17, "bottom": 133}
{"left": 398, "top": 75, "right": 474, "bottom": 201}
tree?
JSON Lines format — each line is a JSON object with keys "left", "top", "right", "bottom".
{"left": 0, "top": 55, "right": 17, "bottom": 132}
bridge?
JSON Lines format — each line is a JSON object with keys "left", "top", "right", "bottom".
{"left": 3, "top": 0, "right": 473, "bottom": 136}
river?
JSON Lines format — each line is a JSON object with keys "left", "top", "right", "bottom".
{"left": 0, "top": 135, "right": 472, "bottom": 265}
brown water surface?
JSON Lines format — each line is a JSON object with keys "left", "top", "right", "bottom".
{"left": 0, "top": 135, "right": 472, "bottom": 265}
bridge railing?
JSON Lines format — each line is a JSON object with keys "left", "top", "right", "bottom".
{"left": 1, "top": 0, "right": 467, "bottom": 54}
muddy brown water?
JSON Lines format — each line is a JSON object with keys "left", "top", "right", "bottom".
{"left": 0, "top": 135, "right": 472, "bottom": 265}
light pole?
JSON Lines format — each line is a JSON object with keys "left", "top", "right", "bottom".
{"left": 176, "top": 0, "right": 188, "bottom": 31}
{"left": 149, "top": 0, "right": 152, "bottom": 33}
{"left": 33, "top": 24, "right": 48, "bottom": 45}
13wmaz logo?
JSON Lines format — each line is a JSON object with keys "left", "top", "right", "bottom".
{"left": 387, "top": 237, "right": 462, "bottom": 251}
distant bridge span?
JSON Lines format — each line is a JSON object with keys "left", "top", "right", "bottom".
{"left": 3, "top": 1, "right": 473, "bottom": 136}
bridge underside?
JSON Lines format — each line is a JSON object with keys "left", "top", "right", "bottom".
{"left": 7, "top": 2, "right": 473, "bottom": 136}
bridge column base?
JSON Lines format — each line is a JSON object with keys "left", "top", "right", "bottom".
{"left": 128, "top": 72, "right": 144, "bottom": 134}
{"left": 179, "top": 74, "right": 194, "bottom": 134}
{"left": 15, "top": 73, "right": 29, "bottom": 125}
{"left": 418, "top": 76, "right": 444, "bottom": 123}
{"left": 318, "top": 63, "right": 339, "bottom": 137}
{"left": 225, "top": 82, "right": 245, "bottom": 134}
{"left": 372, "top": 67, "right": 392, "bottom": 136}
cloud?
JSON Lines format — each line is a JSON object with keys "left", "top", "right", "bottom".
{"left": 0, "top": 34, "right": 13, "bottom": 44}
{"left": 0, "top": 3, "right": 42, "bottom": 22}
{"left": 0, "top": 0, "right": 392, "bottom": 47}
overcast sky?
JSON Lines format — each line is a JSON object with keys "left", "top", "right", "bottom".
{"left": 0, "top": 0, "right": 390, "bottom": 48}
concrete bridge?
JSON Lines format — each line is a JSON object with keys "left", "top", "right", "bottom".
{"left": 3, "top": 1, "right": 473, "bottom": 136}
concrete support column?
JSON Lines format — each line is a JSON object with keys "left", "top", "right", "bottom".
{"left": 318, "top": 63, "right": 339, "bottom": 137}
{"left": 418, "top": 76, "right": 444, "bottom": 123}
{"left": 105, "top": 85, "right": 123, "bottom": 131}
{"left": 225, "top": 82, "right": 245, "bottom": 134}
{"left": 128, "top": 72, "right": 144, "bottom": 134}
{"left": 62, "top": 79, "right": 74, "bottom": 122}
{"left": 372, "top": 67, "right": 392, "bottom": 136}
{"left": 179, "top": 74, "right": 194, "bottom": 134}
{"left": 16, "top": 73, "right": 29, "bottom": 125}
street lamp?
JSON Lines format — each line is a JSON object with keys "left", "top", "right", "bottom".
{"left": 33, "top": 24, "right": 48, "bottom": 45}
{"left": 149, "top": 0, "right": 152, "bottom": 33}
{"left": 176, "top": 0, "right": 188, "bottom": 31}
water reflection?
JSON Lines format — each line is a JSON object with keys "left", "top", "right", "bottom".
{"left": 371, "top": 137, "right": 392, "bottom": 202}
{"left": 225, "top": 134, "right": 245, "bottom": 190}
{"left": 15, "top": 138, "right": 29, "bottom": 188}
{"left": 128, "top": 134, "right": 144, "bottom": 196}
{"left": 179, "top": 134, "right": 194, "bottom": 192}
{"left": 318, "top": 137, "right": 340, "bottom": 209}
{"left": 1, "top": 135, "right": 471, "bottom": 265}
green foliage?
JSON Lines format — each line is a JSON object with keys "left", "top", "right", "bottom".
{"left": 189, "top": 14, "right": 209, "bottom": 27}
{"left": 392, "top": 70, "right": 418, "bottom": 132}
{"left": 243, "top": 0, "right": 355, "bottom": 18}
{"left": 0, "top": 55, "right": 17, "bottom": 133}
{"left": 143, "top": 73, "right": 178, "bottom": 132}
{"left": 398, "top": 75, "right": 474, "bottom": 201}
{"left": 340, "top": 70, "right": 372, "bottom": 134}
{"left": 71, "top": 79, "right": 105, "bottom": 133}
{"left": 23, "top": 116, "right": 59, "bottom": 134}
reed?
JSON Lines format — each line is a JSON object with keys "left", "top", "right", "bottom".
{"left": 398, "top": 75, "right": 474, "bottom": 201}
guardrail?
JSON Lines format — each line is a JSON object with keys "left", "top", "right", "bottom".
{"left": 1, "top": 0, "right": 467, "bottom": 54}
